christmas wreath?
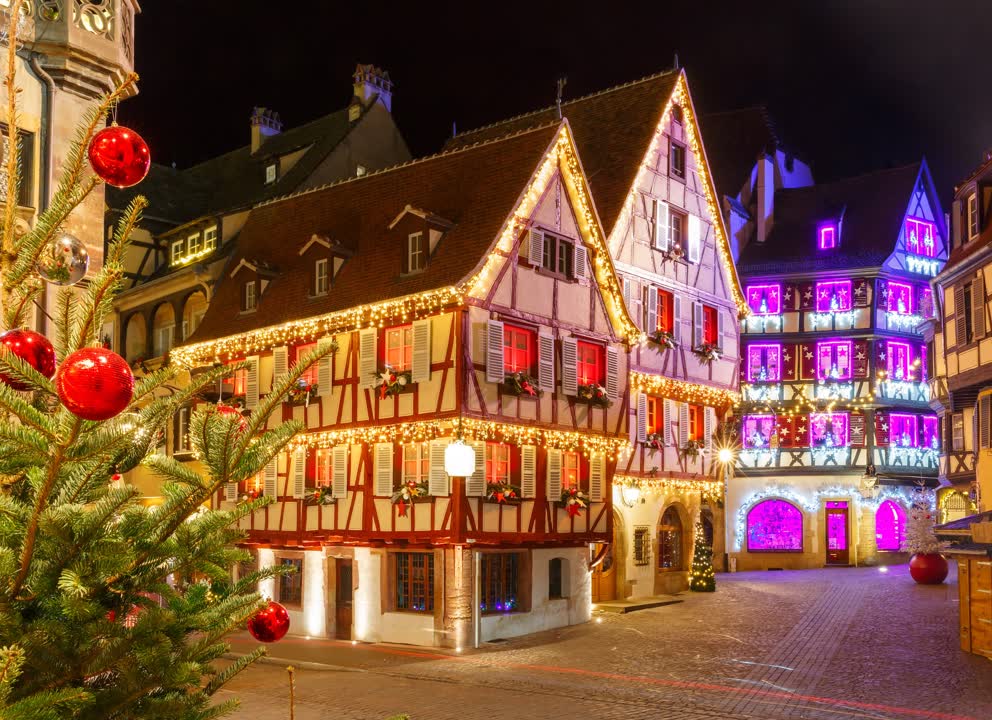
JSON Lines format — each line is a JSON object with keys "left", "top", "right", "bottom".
{"left": 502, "top": 372, "right": 541, "bottom": 397}
{"left": 391, "top": 479, "right": 429, "bottom": 516}
{"left": 559, "top": 487, "right": 588, "bottom": 517}
{"left": 692, "top": 342, "right": 721, "bottom": 364}
{"left": 376, "top": 366, "right": 412, "bottom": 399}
{"left": 650, "top": 330, "right": 678, "bottom": 351}
{"left": 307, "top": 486, "right": 335, "bottom": 506}
{"left": 577, "top": 383, "right": 611, "bottom": 408}
{"left": 486, "top": 482, "right": 520, "bottom": 504}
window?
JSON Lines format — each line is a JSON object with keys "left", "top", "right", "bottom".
{"left": 646, "top": 396, "right": 663, "bottom": 434}
{"left": 702, "top": 305, "right": 718, "bottom": 344}
{"left": 968, "top": 193, "right": 979, "bottom": 241}
{"left": 562, "top": 451, "right": 586, "bottom": 492}
{"left": 746, "top": 343, "right": 781, "bottom": 382}
{"left": 576, "top": 341, "right": 604, "bottom": 385}
{"left": 503, "top": 325, "right": 535, "bottom": 374}
{"left": 541, "top": 233, "right": 574, "bottom": 278}
{"left": 963, "top": 282, "right": 975, "bottom": 343}
{"left": 223, "top": 360, "right": 247, "bottom": 397}
{"left": 887, "top": 340, "right": 912, "bottom": 381}
{"left": 923, "top": 415, "right": 939, "bottom": 450}
{"left": 746, "top": 283, "right": 782, "bottom": 315}
{"left": 485, "top": 442, "right": 511, "bottom": 486}
{"left": 818, "top": 222, "right": 838, "bottom": 249}
{"left": 0, "top": 125, "right": 35, "bottom": 207}
{"left": 671, "top": 104, "right": 683, "bottom": 124}
{"left": 187, "top": 232, "right": 202, "bottom": 257}
{"left": 278, "top": 558, "right": 303, "bottom": 608}
{"left": 658, "top": 506, "right": 684, "bottom": 570}
{"left": 315, "top": 448, "right": 332, "bottom": 487}
{"left": 669, "top": 141, "right": 686, "bottom": 180}
{"left": 203, "top": 225, "right": 218, "bottom": 251}
{"left": 385, "top": 324, "right": 413, "bottom": 371}
{"left": 809, "top": 413, "right": 848, "bottom": 447}
{"left": 633, "top": 527, "right": 651, "bottom": 565}
{"left": 875, "top": 500, "right": 906, "bottom": 552}
{"left": 174, "top": 406, "right": 191, "bottom": 453}
{"left": 394, "top": 552, "right": 434, "bottom": 612}
{"left": 887, "top": 281, "right": 913, "bottom": 315}
{"left": 687, "top": 404, "right": 704, "bottom": 442}
{"left": 480, "top": 553, "right": 521, "bottom": 614}
{"left": 816, "top": 340, "right": 852, "bottom": 380}
{"left": 815, "top": 280, "right": 852, "bottom": 312}
{"left": 402, "top": 443, "right": 429, "bottom": 487}
{"left": 656, "top": 288, "right": 675, "bottom": 333}
{"left": 171, "top": 239, "right": 184, "bottom": 265}
{"left": 548, "top": 558, "right": 564, "bottom": 599}
{"left": 669, "top": 210, "right": 684, "bottom": 252}
{"left": 742, "top": 414, "right": 775, "bottom": 449}
{"left": 905, "top": 217, "right": 936, "bottom": 257}
{"left": 265, "top": 163, "right": 277, "bottom": 184}
{"left": 920, "top": 287, "right": 934, "bottom": 318}
{"left": 295, "top": 342, "right": 318, "bottom": 386}
{"left": 314, "top": 259, "right": 329, "bottom": 295}
{"left": 746, "top": 499, "right": 803, "bottom": 552}
{"left": 952, "top": 412, "right": 964, "bottom": 451}
{"left": 242, "top": 282, "right": 257, "bottom": 312}
{"left": 408, "top": 232, "right": 426, "bottom": 273}
{"left": 890, "top": 413, "right": 919, "bottom": 448}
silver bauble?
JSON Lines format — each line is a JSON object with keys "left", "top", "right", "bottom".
{"left": 36, "top": 232, "right": 89, "bottom": 286}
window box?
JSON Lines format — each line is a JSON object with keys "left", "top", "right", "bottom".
{"left": 287, "top": 378, "right": 318, "bottom": 406}
{"left": 486, "top": 482, "right": 521, "bottom": 504}
{"left": 692, "top": 341, "right": 721, "bottom": 364}
{"left": 645, "top": 432, "right": 665, "bottom": 451}
{"left": 679, "top": 438, "right": 703, "bottom": 461}
{"left": 576, "top": 382, "right": 611, "bottom": 408}
{"left": 391, "top": 480, "right": 429, "bottom": 515}
{"left": 375, "top": 366, "right": 412, "bottom": 398}
{"left": 559, "top": 487, "right": 589, "bottom": 517}
{"left": 502, "top": 371, "right": 541, "bottom": 398}
{"left": 306, "top": 485, "right": 337, "bottom": 506}
{"left": 650, "top": 329, "right": 678, "bottom": 350}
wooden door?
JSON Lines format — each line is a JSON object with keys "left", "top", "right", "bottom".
{"left": 825, "top": 503, "right": 850, "bottom": 565}
{"left": 335, "top": 558, "right": 353, "bottom": 640}
{"left": 591, "top": 542, "right": 616, "bottom": 602}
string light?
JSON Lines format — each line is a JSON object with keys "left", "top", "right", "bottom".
{"left": 613, "top": 474, "right": 722, "bottom": 496}
{"left": 630, "top": 371, "right": 740, "bottom": 408}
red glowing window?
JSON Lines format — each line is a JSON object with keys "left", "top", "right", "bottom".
{"left": 223, "top": 360, "right": 247, "bottom": 396}
{"left": 815, "top": 280, "right": 852, "bottom": 312}
{"left": 485, "top": 443, "right": 511, "bottom": 486}
{"left": 646, "top": 397, "right": 663, "bottom": 434}
{"left": 875, "top": 500, "right": 906, "bottom": 551}
{"left": 315, "top": 448, "right": 332, "bottom": 487}
{"left": 810, "top": 413, "right": 848, "bottom": 447}
{"left": 747, "top": 499, "right": 803, "bottom": 552}
{"left": 687, "top": 404, "right": 705, "bottom": 442}
{"left": 746, "top": 343, "right": 781, "bottom": 382}
{"left": 887, "top": 341, "right": 913, "bottom": 381}
{"left": 503, "top": 325, "right": 535, "bottom": 374}
{"left": 703, "top": 305, "right": 718, "bottom": 344}
{"left": 746, "top": 283, "right": 781, "bottom": 315}
{"left": 923, "top": 415, "right": 939, "bottom": 449}
{"left": 295, "top": 342, "right": 318, "bottom": 386}
{"left": 905, "top": 217, "right": 936, "bottom": 257}
{"left": 887, "top": 281, "right": 914, "bottom": 315}
{"left": 657, "top": 289, "right": 674, "bottom": 333}
{"left": 890, "top": 413, "right": 919, "bottom": 448}
{"left": 816, "top": 340, "right": 852, "bottom": 380}
{"left": 576, "top": 341, "right": 604, "bottom": 385}
{"left": 385, "top": 325, "right": 413, "bottom": 371}
{"left": 562, "top": 451, "right": 586, "bottom": 492}
{"left": 742, "top": 414, "right": 775, "bottom": 449}
{"left": 818, "top": 223, "right": 838, "bottom": 249}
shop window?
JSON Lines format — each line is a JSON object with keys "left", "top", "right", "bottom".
{"left": 746, "top": 499, "right": 803, "bottom": 552}
{"left": 818, "top": 222, "right": 838, "bottom": 250}
{"left": 480, "top": 553, "right": 521, "bottom": 614}
{"left": 278, "top": 558, "right": 303, "bottom": 608}
{"left": 809, "top": 413, "right": 848, "bottom": 447}
{"left": 658, "top": 506, "right": 684, "bottom": 570}
{"left": 742, "top": 414, "right": 775, "bottom": 449}
{"left": 746, "top": 283, "right": 781, "bottom": 315}
{"left": 503, "top": 325, "right": 535, "bottom": 374}
{"left": 815, "top": 280, "right": 852, "bottom": 312}
{"left": 942, "top": 492, "right": 969, "bottom": 524}
{"left": 402, "top": 443, "right": 429, "bottom": 488}
{"left": 890, "top": 413, "right": 919, "bottom": 448}
{"left": 687, "top": 404, "right": 705, "bottom": 442}
{"left": 816, "top": 340, "right": 852, "bottom": 380}
{"left": 875, "top": 500, "right": 907, "bottom": 552}
{"left": 576, "top": 341, "right": 604, "bottom": 385}
{"left": 923, "top": 416, "right": 939, "bottom": 450}
{"left": 485, "top": 442, "right": 511, "bottom": 486}
{"left": 746, "top": 343, "right": 781, "bottom": 382}
{"left": 0, "top": 125, "right": 35, "bottom": 207}
{"left": 887, "top": 340, "right": 913, "bottom": 381}
{"left": 385, "top": 324, "right": 413, "bottom": 372}
{"left": 394, "top": 552, "right": 434, "bottom": 613}
{"left": 905, "top": 217, "right": 936, "bottom": 257}
{"left": 646, "top": 396, "right": 663, "bottom": 434}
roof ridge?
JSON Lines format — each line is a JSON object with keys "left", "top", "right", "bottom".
{"left": 451, "top": 68, "right": 677, "bottom": 140}
{"left": 256, "top": 120, "right": 565, "bottom": 209}
{"left": 778, "top": 162, "right": 922, "bottom": 195}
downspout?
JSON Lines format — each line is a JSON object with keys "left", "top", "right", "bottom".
{"left": 26, "top": 54, "right": 55, "bottom": 334}
{"left": 473, "top": 550, "right": 481, "bottom": 649}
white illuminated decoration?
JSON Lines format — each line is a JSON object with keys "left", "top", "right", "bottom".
{"left": 738, "top": 448, "right": 779, "bottom": 467}
{"left": 906, "top": 255, "right": 940, "bottom": 277}
{"left": 742, "top": 384, "right": 782, "bottom": 403}
{"left": 808, "top": 311, "right": 855, "bottom": 329}
{"left": 885, "top": 311, "right": 923, "bottom": 330}
{"left": 814, "top": 381, "right": 854, "bottom": 400}
{"left": 444, "top": 439, "right": 477, "bottom": 477}
{"left": 877, "top": 379, "right": 930, "bottom": 402}
{"left": 887, "top": 446, "right": 939, "bottom": 469}
{"left": 810, "top": 447, "right": 850, "bottom": 466}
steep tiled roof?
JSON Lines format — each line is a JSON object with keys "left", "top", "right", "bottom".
{"left": 737, "top": 163, "right": 923, "bottom": 275}
{"left": 698, "top": 106, "right": 781, "bottom": 202}
{"left": 188, "top": 123, "right": 563, "bottom": 344}
{"left": 443, "top": 71, "right": 679, "bottom": 235}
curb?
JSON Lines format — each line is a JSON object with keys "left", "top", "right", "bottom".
{"left": 223, "top": 652, "right": 364, "bottom": 673}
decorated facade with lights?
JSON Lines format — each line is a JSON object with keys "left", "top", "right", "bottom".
{"left": 730, "top": 160, "right": 946, "bottom": 570}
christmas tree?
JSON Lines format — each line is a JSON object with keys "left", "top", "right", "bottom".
{"left": 0, "top": 5, "right": 329, "bottom": 717}
{"left": 688, "top": 521, "right": 716, "bottom": 592}
{"left": 902, "top": 493, "right": 941, "bottom": 555}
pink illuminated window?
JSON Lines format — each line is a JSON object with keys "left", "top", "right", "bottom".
{"left": 905, "top": 217, "right": 936, "bottom": 257}
{"left": 890, "top": 413, "right": 919, "bottom": 448}
{"left": 810, "top": 413, "right": 848, "bottom": 447}
{"left": 747, "top": 344, "right": 781, "bottom": 382}
{"left": 747, "top": 499, "right": 803, "bottom": 552}
{"left": 920, "top": 288, "right": 934, "bottom": 318}
{"left": 818, "top": 223, "right": 838, "bottom": 250}
{"left": 875, "top": 500, "right": 906, "bottom": 552}
{"left": 816, "top": 340, "right": 852, "bottom": 380}
{"left": 923, "top": 415, "right": 939, "bottom": 450}
{"left": 887, "top": 341, "right": 912, "bottom": 381}
{"left": 887, "top": 281, "right": 913, "bottom": 314}
{"left": 747, "top": 283, "right": 781, "bottom": 315}
{"left": 815, "top": 280, "right": 852, "bottom": 312}
{"left": 742, "top": 415, "right": 775, "bottom": 449}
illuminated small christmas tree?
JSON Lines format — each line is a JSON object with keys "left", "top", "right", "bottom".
{"left": 689, "top": 521, "right": 716, "bottom": 592}
{"left": 902, "top": 495, "right": 941, "bottom": 555}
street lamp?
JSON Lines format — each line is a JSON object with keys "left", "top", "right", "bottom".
{"left": 445, "top": 419, "right": 476, "bottom": 477}
{"left": 619, "top": 480, "right": 641, "bottom": 508}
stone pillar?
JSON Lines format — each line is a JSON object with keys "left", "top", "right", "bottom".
{"left": 442, "top": 546, "right": 474, "bottom": 649}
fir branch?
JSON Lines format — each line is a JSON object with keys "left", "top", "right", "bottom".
{"left": 0, "top": 349, "right": 56, "bottom": 395}
{"left": 1, "top": 1, "right": 24, "bottom": 262}
{"left": 202, "top": 647, "right": 265, "bottom": 697}
{"left": 0, "top": 383, "right": 57, "bottom": 440}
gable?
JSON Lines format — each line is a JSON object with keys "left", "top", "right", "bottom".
{"left": 883, "top": 163, "right": 947, "bottom": 278}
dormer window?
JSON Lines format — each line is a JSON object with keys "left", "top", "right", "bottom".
{"left": 171, "top": 239, "right": 184, "bottom": 265}
{"left": 204, "top": 225, "right": 218, "bottom": 251}
{"left": 187, "top": 232, "right": 202, "bottom": 257}
{"left": 968, "top": 194, "right": 979, "bottom": 241}
{"left": 314, "top": 258, "right": 329, "bottom": 296}
{"left": 408, "top": 232, "right": 426, "bottom": 273}
{"left": 265, "top": 163, "right": 277, "bottom": 185}
{"left": 669, "top": 141, "right": 686, "bottom": 181}
{"left": 671, "top": 104, "right": 683, "bottom": 124}
{"left": 242, "top": 281, "right": 257, "bottom": 312}
{"left": 818, "top": 222, "right": 838, "bottom": 250}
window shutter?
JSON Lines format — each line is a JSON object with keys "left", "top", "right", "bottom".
{"left": 332, "top": 445, "right": 348, "bottom": 499}
{"left": 874, "top": 412, "right": 890, "bottom": 447}
{"left": 664, "top": 398, "right": 676, "bottom": 446}
{"left": 654, "top": 199, "right": 670, "bottom": 251}
{"left": 974, "top": 275, "right": 986, "bottom": 340}
{"left": 520, "top": 445, "right": 537, "bottom": 498}
{"left": 359, "top": 328, "right": 377, "bottom": 387}
{"left": 428, "top": 440, "right": 449, "bottom": 496}
{"left": 704, "top": 407, "right": 715, "bottom": 450}
{"left": 622, "top": 278, "right": 632, "bottom": 315}
{"left": 485, "top": 319, "right": 505, "bottom": 383}
{"left": 636, "top": 393, "right": 648, "bottom": 443}
{"left": 245, "top": 356, "right": 260, "bottom": 409}
{"left": 954, "top": 285, "right": 966, "bottom": 346}
{"left": 718, "top": 310, "right": 727, "bottom": 351}
{"left": 687, "top": 214, "right": 701, "bottom": 263}
{"left": 464, "top": 441, "right": 487, "bottom": 496}
{"left": 673, "top": 295, "right": 683, "bottom": 345}
{"left": 573, "top": 242, "right": 588, "bottom": 279}
{"left": 528, "top": 228, "right": 544, "bottom": 266}
{"left": 692, "top": 302, "right": 704, "bottom": 348}
{"left": 538, "top": 333, "right": 555, "bottom": 391}
{"left": 292, "top": 448, "right": 306, "bottom": 499}
{"left": 589, "top": 455, "right": 605, "bottom": 502}
{"left": 850, "top": 413, "right": 866, "bottom": 447}
{"left": 646, "top": 285, "right": 658, "bottom": 333}
{"left": 605, "top": 347, "right": 620, "bottom": 399}
{"left": 981, "top": 397, "right": 991, "bottom": 450}
{"left": 678, "top": 402, "right": 689, "bottom": 448}
{"left": 272, "top": 346, "right": 289, "bottom": 387}
{"left": 373, "top": 443, "right": 394, "bottom": 496}
{"left": 546, "top": 448, "right": 562, "bottom": 499}
{"left": 263, "top": 458, "right": 278, "bottom": 498}
{"left": 317, "top": 337, "right": 334, "bottom": 397}
{"left": 224, "top": 482, "right": 238, "bottom": 502}
{"left": 561, "top": 336, "right": 578, "bottom": 396}
{"left": 411, "top": 318, "right": 432, "bottom": 383}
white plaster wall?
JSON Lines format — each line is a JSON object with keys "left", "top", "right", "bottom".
{"left": 301, "top": 550, "right": 328, "bottom": 638}
{"left": 353, "top": 547, "right": 381, "bottom": 643}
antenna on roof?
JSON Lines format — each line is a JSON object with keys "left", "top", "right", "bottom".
{"left": 556, "top": 76, "right": 567, "bottom": 120}
{"left": 673, "top": 52, "right": 680, "bottom": 70}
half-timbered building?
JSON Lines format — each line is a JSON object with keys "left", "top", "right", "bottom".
{"left": 732, "top": 161, "right": 947, "bottom": 570}
{"left": 446, "top": 69, "right": 747, "bottom": 598}
{"left": 172, "top": 121, "right": 638, "bottom": 646}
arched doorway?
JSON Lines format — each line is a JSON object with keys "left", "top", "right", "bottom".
{"left": 591, "top": 510, "right": 623, "bottom": 603}
{"left": 124, "top": 313, "right": 147, "bottom": 364}
{"left": 658, "top": 505, "right": 685, "bottom": 572}
{"left": 182, "top": 290, "right": 208, "bottom": 341}
{"left": 152, "top": 303, "right": 176, "bottom": 358}
{"left": 940, "top": 491, "right": 973, "bottom": 524}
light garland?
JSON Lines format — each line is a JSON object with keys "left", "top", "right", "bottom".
{"left": 814, "top": 381, "right": 854, "bottom": 401}
{"left": 885, "top": 311, "right": 923, "bottom": 331}
{"left": 630, "top": 371, "right": 741, "bottom": 408}
{"left": 808, "top": 310, "right": 856, "bottom": 329}
{"left": 613, "top": 474, "right": 722, "bottom": 496}
{"left": 810, "top": 447, "right": 850, "bottom": 466}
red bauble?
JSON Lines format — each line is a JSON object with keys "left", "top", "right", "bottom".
{"left": 88, "top": 125, "right": 151, "bottom": 188}
{"left": 247, "top": 600, "right": 291, "bottom": 643}
{"left": 216, "top": 404, "right": 248, "bottom": 432}
{"left": 56, "top": 348, "right": 134, "bottom": 421}
{"left": 0, "top": 328, "right": 56, "bottom": 390}
{"left": 909, "top": 553, "right": 948, "bottom": 584}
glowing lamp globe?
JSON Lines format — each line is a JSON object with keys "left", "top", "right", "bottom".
{"left": 620, "top": 482, "right": 641, "bottom": 508}
{"left": 717, "top": 447, "right": 734, "bottom": 464}
{"left": 444, "top": 439, "right": 476, "bottom": 477}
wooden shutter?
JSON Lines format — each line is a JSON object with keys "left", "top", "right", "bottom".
{"left": 874, "top": 412, "right": 890, "bottom": 447}
{"left": 411, "top": 318, "right": 432, "bottom": 383}
{"left": 622, "top": 277, "right": 632, "bottom": 317}
{"left": 589, "top": 455, "right": 605, "bottom": 502}
{"left": 317, "top": 337, "right": 334, "bottom": 397}
{"left": 358, "top": 328, "right": 377, "bottom": 387}
{"left": 538, "top": 333, "right": 555, "bottom": 391}
{"left": 654, "top": 199, "right": 669, "bottom": 251}
{"left": 717, "top": 310, "right": 727, "bottom": 351}
{"left": 646, "top": 285, "right": 658, "bottom": 333}
{"left": 528, "top": 228, "right": 544, "bottom": 266}
{"left": 546, "top": 448, "right": 562, "bottom": 499}
{"left": 692, "top": 302, "right": 704, "bottom": 347}
{"left": 974, "top": 274, "right": 986, "bottom": 340}
{"left": 561, "top": 336, "right": 578, "bottom": 396}
{"left": 704, "top": 407, "right": 715, "bottom": 450}
{"left": 245, "top": 356, "right": 260, "bottom": 409}
{"left": 954, "top": 285, "right": 966, "bottom": 347}
{"left": 332, "top": 445, "right": 348, "bottom": 499}
{"left": 272, "top": 346, "right": 289, "bottom": 387}
{"left": 573, "top": 242, "right": 588, "bottom": 279}
{"left": 292, "top": 448, "right": 306, "bottom": 499}
{"left": 224, "top": 482, "right": 238, "bottom": 502}
{"left": 853, "top": 339, "right": 870, "bottom": 378}
{"left": 373, "top": 443, "right": 394, "bottom": 496}
{"left": 605, "top": 347, "right": 620, "bottom": 399}
{"left": 687, "top": 214, "right": 701, "bottom": 263}
{"left": 981, "top": 397, "right": 991, "bottom": 449}
{"left": 464, "top": 441, "right": 487, "bottom": 497}
{"left": 520, "top": 445, "right": 537, "bottom": 498}
{"left": 853, "top": 278, "right": 870, "bottom": 308}
{"left": 263, "top": 458, "right": 278, "bottom": 498}
{"left": 664, "top": 398, "right": 676, "bottom": 446}
{"left": 678, "top": 402, "right": 689, "bottom": 448}
{"left": 485, "top": 319, "right": 505, "bottom": 383}
{"left": 850, "top": 413, "right": 866, "bottom": 448}
{"left": 428, "top": 440, "right": 449, "bottom": 496}
{"left": 636, "top": 393, "right": 648, "bottom": 443}
{"left": 673, "top": 295, "right": 683, "bottom": 345}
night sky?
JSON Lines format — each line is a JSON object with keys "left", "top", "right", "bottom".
{"left": 121, "top": 1, "right": 992, "bottom": 203}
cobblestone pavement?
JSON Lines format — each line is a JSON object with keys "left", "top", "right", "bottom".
{"left": 219, "top": 565, "right": 992, "bottom": 720}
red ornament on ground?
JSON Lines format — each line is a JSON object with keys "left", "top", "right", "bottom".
{"left": 247, "top": 600, "right": 291, "bottom": 643}
{"left": 56, "top": 348, "right": 134, "bottom": 421}
{"left": 909, "top": 552, "right": 948, "bottom": 584}
{"left": 0, "top": 328, "right": 56, "bottom": 390}
{"left": 88, "top": 125, "right": 151, "bottom": 188}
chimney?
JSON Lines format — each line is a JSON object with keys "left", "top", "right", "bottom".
{"left": 250, "top": 107, "right": 283, "bottom": 154}
{"left": 755, "top": 153, "right": 775, "bottom": 244}
{"left": 352, "top": 64, "right": 393, "bottom": 113}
